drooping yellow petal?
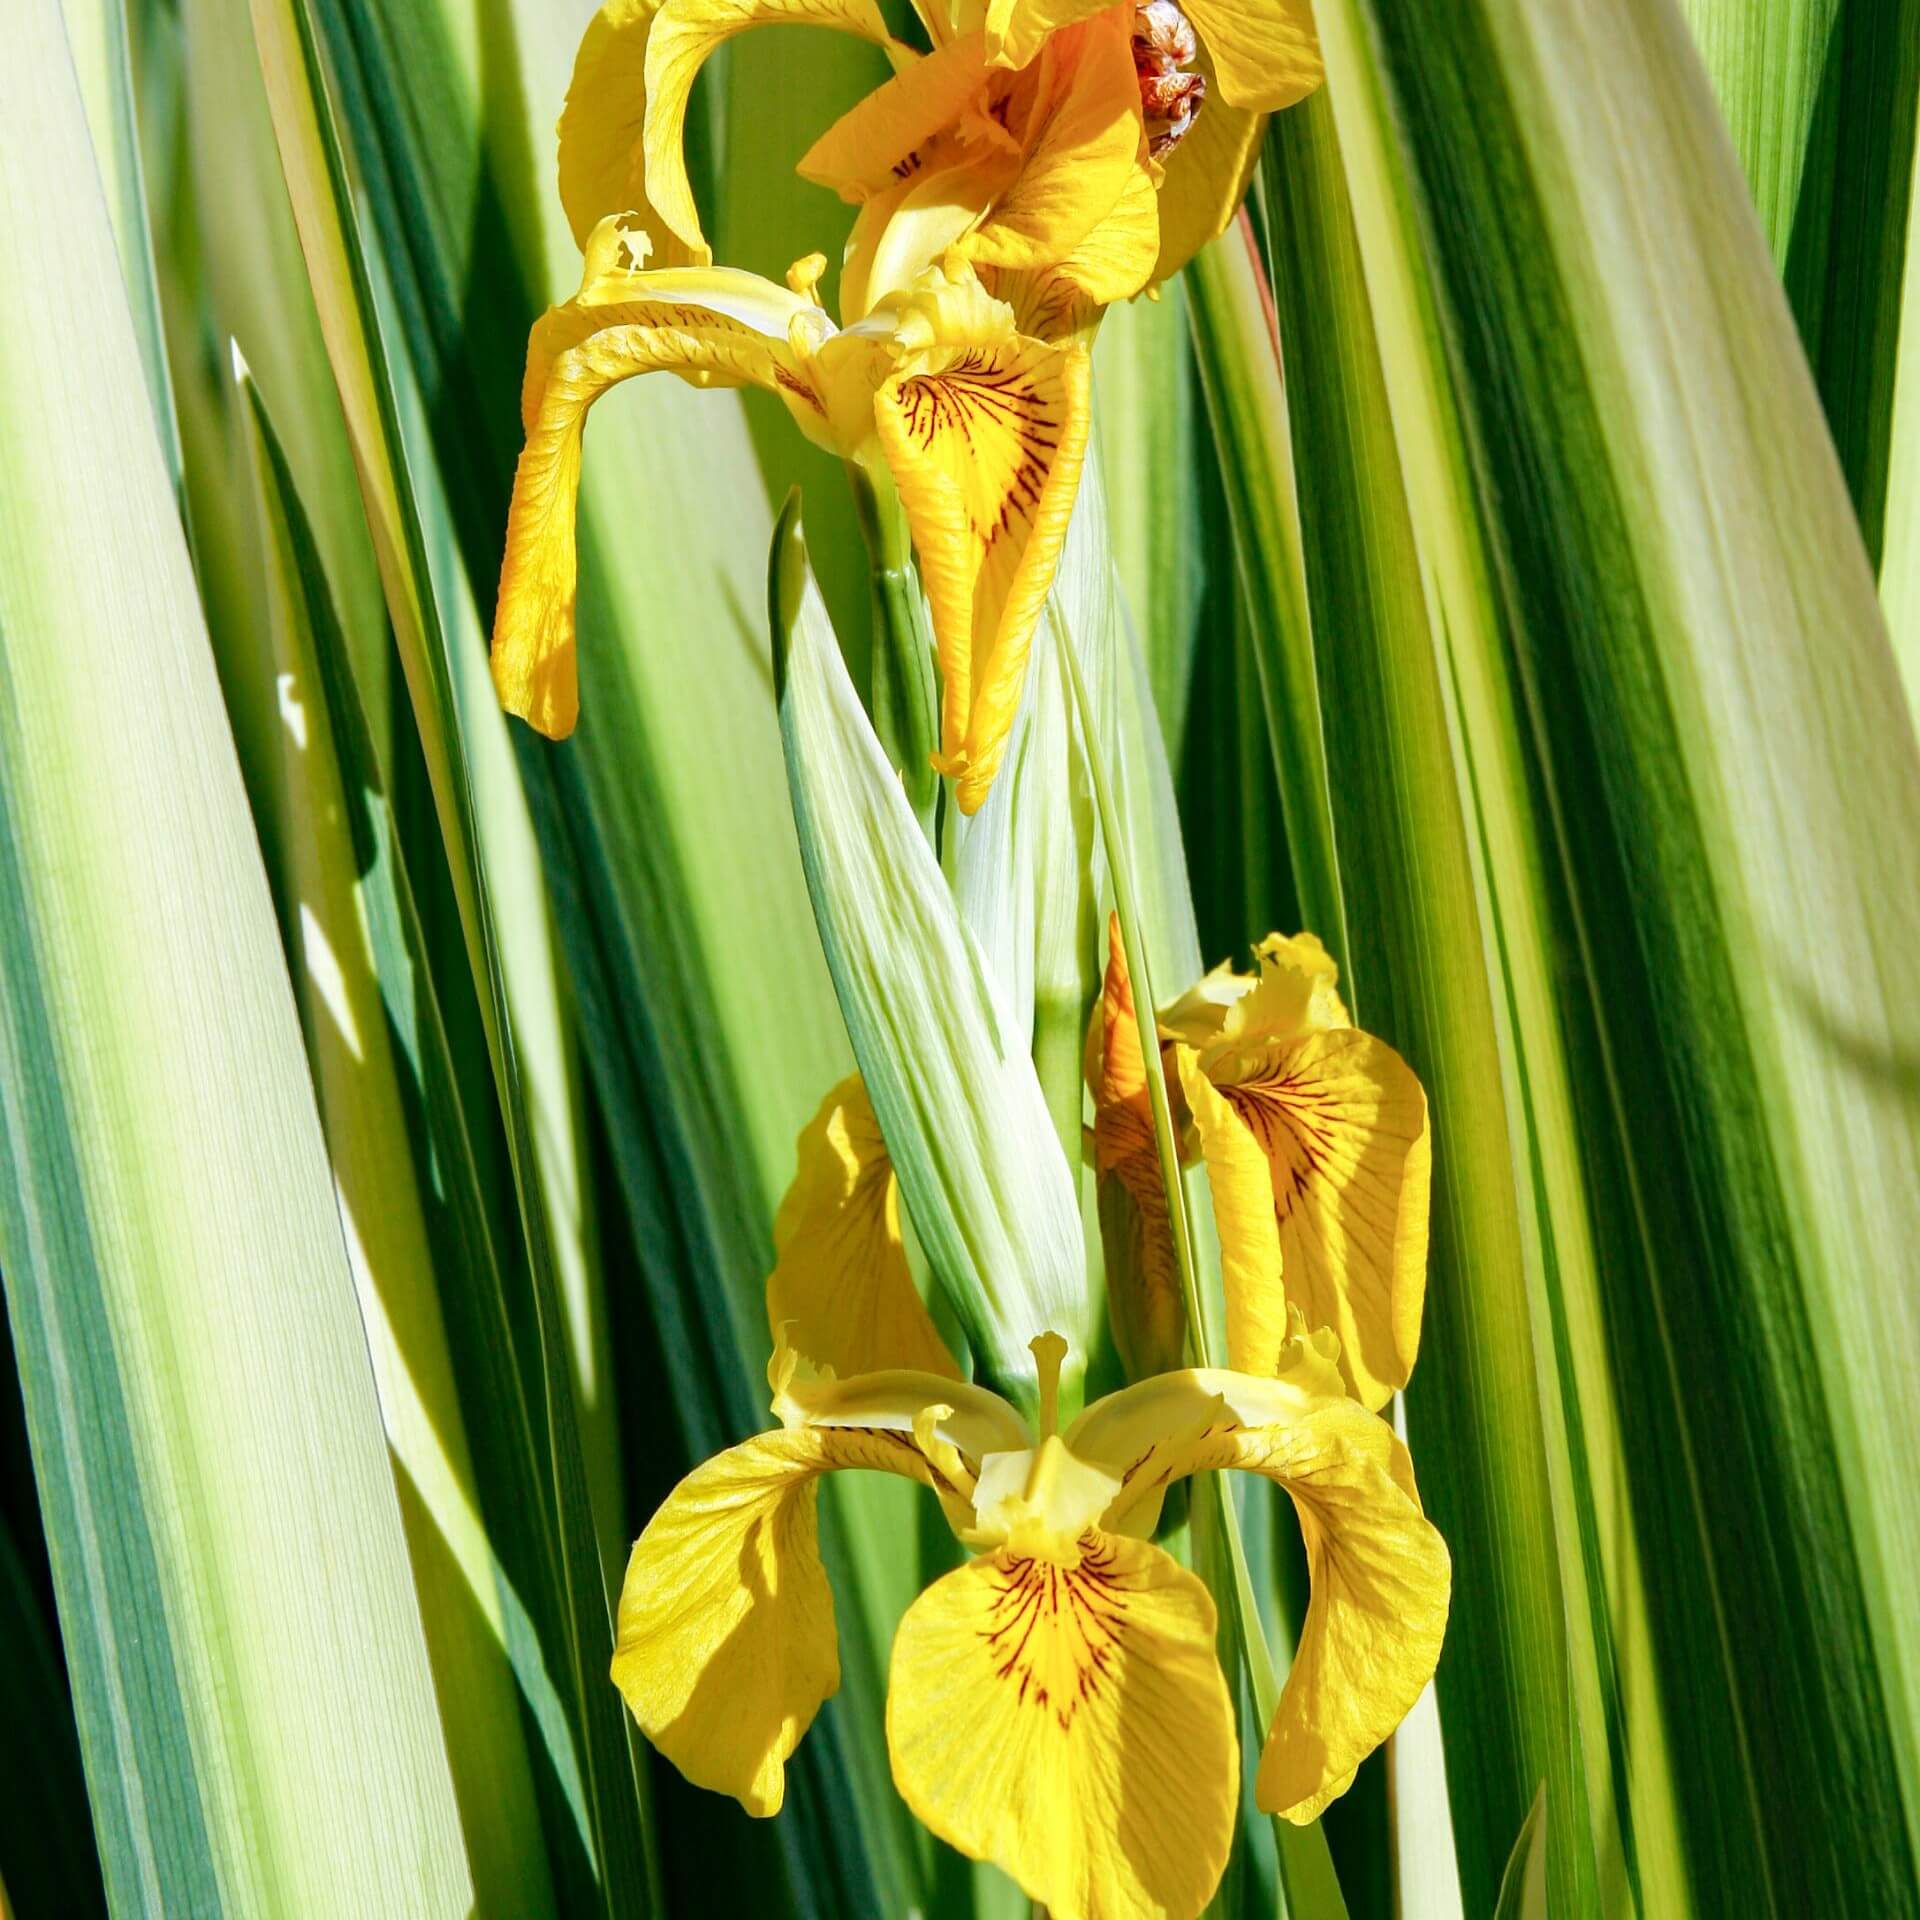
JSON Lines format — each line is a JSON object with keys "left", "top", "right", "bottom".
{"left": 766, "top": 1074, "right": 959, "bottom": 1379}
{"left": 611, "top": 1422, "right": 938, "bottom": 1814}
{"left": 951, "top": 15, "right": 1145, "bottom": 284}
{"left": 1173, "top": 1041, "right": 1288, "bottom": 1375}
{"left": 494, "top": 228, "right": 831, "bottom": 735}
{"left": 1182, "top": 0, "right": 1321, "bottom": 113}
{"left": 1235, "top": 1407, "right": 1447, "bottom": 1821}
{"left": 643, "top": 0, "right": 899, "bottom": 261}
{"left": 1066, "top": 1345, "right": 1450, "bottom": 1825}
{"left": 1148, "top": 48, "right": 1265, "bottom": 283}
{"left": 869, "top": 268, "right": 1092, "bottom": 812}
{"left": 887, "top": 1532, "right": 1237, "bottom": 1920}
{"left": 1204, "top": 1026, "right": 1429, "bottom": 1409}
{"left": 1089, "top": 916, "right": 1186, "bottom": 1376}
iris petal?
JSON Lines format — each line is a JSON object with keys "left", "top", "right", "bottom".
{"left": 887, "top": 1531, "right": 1236, "bottom": 1920}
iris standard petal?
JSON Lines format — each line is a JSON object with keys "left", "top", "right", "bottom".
{"left": 798, "top": 31, "right": 999, "bottom": 200}
{"left": 766, "top": 1074, "right": 960, "bottom": 1379}
{"left": 887, "top": 1532, "right": 1236, "bottom": 1920}
{"left": 1173, "top": 1040, "right": 1289, "bottom": 1375}
{"left": 556, "top": 0, "right": 680, "bottom": 256}
{"left": 611, "top": 1422, "right": 940, "bottom": 1814}
{"left": 979, "top": 0, "right": 1110, "bottom": 74}
{"left": 950, "top": 14, "right": 1144, "bottom": 282}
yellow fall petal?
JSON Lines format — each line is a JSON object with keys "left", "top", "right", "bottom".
{"left": 492, "top": 240, "right": 823, "bottom": 735}
{"left": 766, "top": 1074, "right": 960, "bottom": 1379}
{"left": 887, "top": 1532, "right": 1237, "bottom": 1920}
{"left": 870, "top": 272, "right": 1092, "bottom": 812}
{"left": 643, "top": 0, "right": 899, "bottom": 261}
{"left": 611, "top": 1422, "right": 937, "bottom": 1814}
{"left": 1067, "top": 1347, "right": 1450, "bottom": 1825}
{"left": 1235, "top": 1413, "right": 1448, "bottom": 1821}
{"left": 1208, "top": 1027, "right": 1429, "bottom": 1409}
{"left": 1173, "top": 1041, "right": 1289, "bottom": 1375}
{"left": 1181, "top": 0, "right": 1321, "bottom": 113}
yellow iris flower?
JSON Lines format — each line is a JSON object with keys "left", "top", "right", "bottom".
{"left": 490, "top": 221, "right": 1089, "bottom": 809}
{"left": 497, "top": 0, "right": 1308, "bottom": 801}
{"left": 1091, "top": 919, "right": 1431, "bottom": 1410}
{"left": 611, "top": 1072, "right": 1450, "bottom": 1920}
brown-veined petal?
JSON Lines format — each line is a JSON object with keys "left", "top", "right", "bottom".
{"left": 611, "top": 1420, "right": 946, "bottom": 1814}
{"left": 798, "top": 30, "right": 1000, "bottom": 200}
{"left": 887, "top": 1531, "right": 1236, "bottom": 1920}
{"left": 869, "top": 272, "right": 1093, "bottom": 812}
{"left": 766, "top": 1075, "right": 961, "bottom": 1379}
{"left": 1204, "top": 1024, "right": 1430, "bottom": 1409}
{"left": 989, "top": 161, "right": 1160, "bottom": 339}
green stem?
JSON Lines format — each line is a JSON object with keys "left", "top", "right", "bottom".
{"left": 847, "top": 461, "right": 939, "bottom": 840}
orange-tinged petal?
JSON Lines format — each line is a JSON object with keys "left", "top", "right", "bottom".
{"left": 887, "top": 1532, "right": 1236, "bottom": 1920}
{"left": 872, "top": 276, "right": 1092, "bottom": 813}
{"left": 611, "top": 1422, "right": 938, "bottom": 1814}
{"left": 980, "top": 0, "right": 1109, "bottom": 73}
{"left": 766, "top": 1074, "right": 960, "bottom": 1379}
{"left": 1183, "top": 0, "right": 1321, "bottom": 112}
{"left": 798, "top": 32, "right": 998, "bottom": 200}
{"left": 952, "top": 14, "right": 1145, "bottom": 282}
{"left": 1090, "top": 916, "right": 1186, "bottom": 1376}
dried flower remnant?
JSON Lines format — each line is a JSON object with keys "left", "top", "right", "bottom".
{"left": 1132, "top": 0, "right": 1206, "bottom": 156}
